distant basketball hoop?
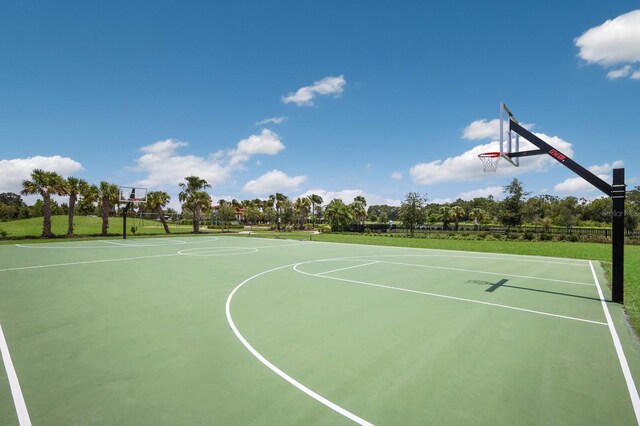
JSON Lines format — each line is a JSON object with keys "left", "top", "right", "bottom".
{"left": 478, "top": 152, "right": 501, "bottom": 172}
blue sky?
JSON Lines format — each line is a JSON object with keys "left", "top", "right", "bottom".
{"left": 1, "top": 1, "right": 639, "bottom": 209}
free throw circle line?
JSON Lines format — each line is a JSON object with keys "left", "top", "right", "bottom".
{"left": 225, "top": 263, "right": 374, "bottom": 426}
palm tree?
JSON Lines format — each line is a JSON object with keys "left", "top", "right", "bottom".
{"left": 21, "top": 169, "right": 68, "bottom": 237}
{"left": 451, "top": 205, "right": 466, "bottom": 230}
{"left": 354, "top": 195, "right": 367, "bottom": 208}
{"left": 146, "top": 191, "right": 172, "bottom": 234}
{"left": 294, "top": 197, "right": 312, "bottom": 228}
{"left": 309, "top": 194, "right": 323, "bottom": 227}
{"left": 439, "top": 206, "right": 454, "bottom": 230}
{"left": 178, "top": 176, "right": 211, "bottom": 233}
{"left": 350, "top": 199, "right": 367, "bottom": 226}
{"left": 65, "top": 177, "right": 89, "bottom": 237}
{"left": 274, "top": 193, "right": 288, "bottom": 230}
{"left": 85, "top": 182, "right": 120, "bottom": 236}
{"left": 324, "top": 199, "right": 353, "bottom": 232}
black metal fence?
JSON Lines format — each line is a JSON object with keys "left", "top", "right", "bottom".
{"left": 346, "top": 224, "right": 639, "bottom": 237}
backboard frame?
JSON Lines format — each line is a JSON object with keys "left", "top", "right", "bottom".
{"left": 119, "top": 186, "right": 148, "bottom": 204}
{"left": 499, "top": 103, "right": 520, "bottom": 167}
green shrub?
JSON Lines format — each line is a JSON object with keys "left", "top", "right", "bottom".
{"left": 318, "top": 224, "right": 331, "bottom": 233}
{"left": 523, "top": 231, "right": 535, "bottom": 241}
{"left": 539, "top": 233, "right": 553, "bottom": 241}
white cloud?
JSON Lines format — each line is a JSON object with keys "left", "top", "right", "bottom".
{"left": 256, "top": 117, "right": 287, "bottom": 125}
{"left": 457, "top": 186, "right": 505, "bottom": 201}
{"left": 140, "top": 139, "right": 188, "bottom": 153}
{"left": 134, "top": 130, "right": 285, "bottom": 189}
{"left": 133, "top": 139, "right": 230, "bottom": 189}
{"left": 229, "top": 129, "right": 285, "bottom": 167}
{"left": 632, "top": 70, "right": 640, "bottom": 80}
{"left": 463, "top": 119, "right": 501, "bottom": 140}
{"left": 409, "top": 132, "right": 574, "bottom": 185}
{"left": 282, "top": 75, "right": 346, "bottom": 106}
{"left": 242, "top": 170, "right": 307, "bottom": 195}
{"left": 575, "top": 10, "right": 640, "bottom": 79}
{"left": 430, "top": 198, "right": 453, "bottom": 204}
{"left": 554, "top": 175, "right": 606, "bottom": 194}
{"left": 463, "top": 118, "right": 534, "bottom": 141}
{"left": 553, "top": 160, "right": 623, "bottom": 194}
{"left": 588, "top": 160, "right": 623, "bottom": 174}
{"left": 607, "top": 65, "right": 632, "bottom": 79}
{"left": 390, "top": 171, "right": 403, "bottom": 180}
{"left": 0, "top": 155, "right": 84, "bottom": 193}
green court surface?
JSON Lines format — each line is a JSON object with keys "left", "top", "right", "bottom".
{"left": 1, "top": 236, "right": 639, "bottom": 425}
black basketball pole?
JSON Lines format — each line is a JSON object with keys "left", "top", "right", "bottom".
{"left": 505, "top": 113, "right": 626, "bottom": 303}
{"left": 612, "top": 168, "right": 626, "bottom": 303}
{"left": 122, "top": 188, "right": 136, "bottom": 240}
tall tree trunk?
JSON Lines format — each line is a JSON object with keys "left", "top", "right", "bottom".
{"left": 194, "top": 203, "right": 201, "bottom": 233}
{"left": 42, "top": 192, "right": 53, "bottom": 237}
{"left": 156, "top": 206, "right": 170, "bottom": 234}
{"left": 67, "top": 194, "right": 76, "bottom": 236}
{"left": 101, "top": 202, "right": 109, "bottom": 236}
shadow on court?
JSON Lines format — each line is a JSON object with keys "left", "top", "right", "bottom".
{"left": 465, "top": 278, "right": 602, "bottom": 302}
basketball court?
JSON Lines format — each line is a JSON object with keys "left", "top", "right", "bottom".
{"left": 1, "top": 235, "right": 639, "bottom": 425}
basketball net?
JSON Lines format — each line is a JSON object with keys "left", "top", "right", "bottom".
{"left": 478, "top": 152, "right": 501, "bottom": 172}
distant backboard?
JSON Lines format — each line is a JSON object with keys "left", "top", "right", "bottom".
{"left": 499, "top": 103, "right": 520, "bottom": 167}
{"left": 119, "top": 186, "right": 147, "bottom": 204}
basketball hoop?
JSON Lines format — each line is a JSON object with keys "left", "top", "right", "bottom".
{"left": 478, "top": 152, "right": 501, "bottom": 172}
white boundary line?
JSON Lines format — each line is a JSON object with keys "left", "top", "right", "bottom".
{"left": 376, "top": 260, "right": 594, "bottom": 286}
{"left": 1, "top": 241, "right": 312, "bottom": 273}
{"left": 358, "top": 253, "right": 589, "bottom": 267}
{"left": 14, "top": 236, "right": 220, "bottom": 249}
{"left": 294, "top": 264, "right": 606, "bottom": 326}
{"left": 178, "top": 247, "right": 260, "bottom": 256}
{"left": 98, "top": 240, "right": 188, "bottom": 247}
{"left": 0, "top": 323, "right": 31, "bottom": 426}
{"left": 590, "top": 261, "right": 640, "bottom": 424}
{"left": 225, "top": 264, "right": 374, "bottom": 426}
{"left": 317, "top": 261, "right": 381, "bottom": 276}
{"left": 0, "top": 253, "right": 179, "bottom": 273}
{"left": 304, "top": 238, "right": 590, "bottom": 265}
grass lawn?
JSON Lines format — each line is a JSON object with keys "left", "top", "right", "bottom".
{"left": 0, "top": 215, "right": 208, "bottom": 238}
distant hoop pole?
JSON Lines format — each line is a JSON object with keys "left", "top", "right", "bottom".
{"left": 122, "top": 188, "right": 136, "bottom": 240}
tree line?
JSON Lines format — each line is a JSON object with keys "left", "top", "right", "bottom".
{"left": 389, "top": 179, "right": 640, "bottom": 235}
{"left": 1, "top": 170, "right": 639, "bottom": 238}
